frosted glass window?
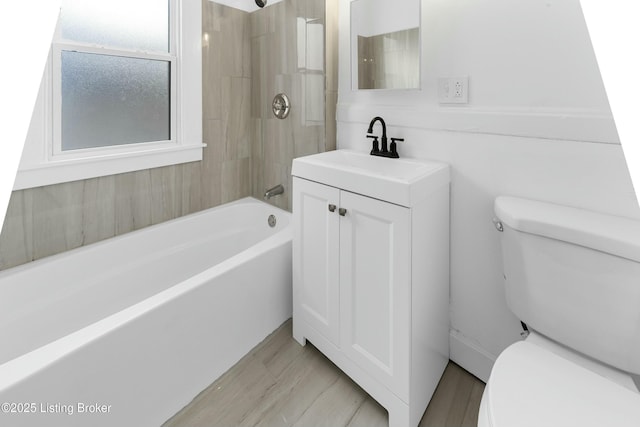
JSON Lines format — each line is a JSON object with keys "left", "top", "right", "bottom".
{"left": 61, "top": 51, "right": 170, "bottom": 151}
{"left": 60, "top": 0, "right": 169, "bottom": 52}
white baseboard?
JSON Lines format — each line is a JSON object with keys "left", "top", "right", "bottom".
{"left": 449, "top": 330, "right": 497, "bottom": 383}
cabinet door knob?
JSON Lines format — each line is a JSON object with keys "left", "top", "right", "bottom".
{"left": 328, "top": 204, "right": 336, "bottom": 212}
{"left": 339, "top": 208, "right": 347, "bottom": 216}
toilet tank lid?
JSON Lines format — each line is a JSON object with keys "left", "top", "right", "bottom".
{"left": 495, "top": 197, "right": 640, "bottom": 263}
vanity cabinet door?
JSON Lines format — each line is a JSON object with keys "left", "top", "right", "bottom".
{"left": 293, "top": 178, "right": 341, "bottom": 346}
{"left": 338, "top": 190, "right": 411, "bottom": 401}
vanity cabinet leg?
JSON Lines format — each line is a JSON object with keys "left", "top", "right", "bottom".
{"left": 388, "top": 402, "right": 411, "bottom": 427}
{"left": 292, "top": 320, "right": 307, "bottom": 346}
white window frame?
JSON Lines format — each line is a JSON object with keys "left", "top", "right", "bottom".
{"left": 14, "top": 0, "right": 203, "bottom": 190}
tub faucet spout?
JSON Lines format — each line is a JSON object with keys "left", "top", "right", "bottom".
{"left": 264, "top": 184, "right": 284, "bottom": 199}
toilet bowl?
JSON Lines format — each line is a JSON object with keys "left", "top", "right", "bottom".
{"left": 480, "top": 197, "right": 640, "bottom": 427}
{"left": 479, "top": 334, "right": 640, "bottom": 427}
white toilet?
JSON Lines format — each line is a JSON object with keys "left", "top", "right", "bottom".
{"left": 479, "top": 196, "right": 640, "bottom": 427}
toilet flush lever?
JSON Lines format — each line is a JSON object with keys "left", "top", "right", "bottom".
{"left": 492, "top": 217, "right": 503, "bottom": 232}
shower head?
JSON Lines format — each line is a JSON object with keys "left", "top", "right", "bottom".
{"left": 255, "top": 0, "right": 267, "bottom": 8}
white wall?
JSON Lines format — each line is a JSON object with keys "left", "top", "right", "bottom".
{"left": 1, "top": 2, "right": 60, "bottom": 232}
{"left": 337, "top": 0, "right": 639, "bottom": 381}
{"left": 351, "top": 0, "right": 420, "bottom": 37}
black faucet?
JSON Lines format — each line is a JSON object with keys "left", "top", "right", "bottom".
{"left": 367, "top": 116, "right": 401, "bottom": 158}
{"left": 368, "top": 116, "right": 387, "bottom": 154}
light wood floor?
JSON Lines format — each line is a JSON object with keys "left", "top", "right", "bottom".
{"left": 163, "top": 320, "right": 485, "bottom": 427}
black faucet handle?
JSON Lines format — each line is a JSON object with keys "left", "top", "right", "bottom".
{"left": 389, "top": 137, "right": 403, "bottom": 158}
{"left": 366, "top": 134, "right": 380, "bottom": 154}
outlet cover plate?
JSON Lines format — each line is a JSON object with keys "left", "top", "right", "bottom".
{"left": 438, "top": 76, "right": 469, "bottom": 104}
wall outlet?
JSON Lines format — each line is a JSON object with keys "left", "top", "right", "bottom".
{"left": 438, "top": 76, "right": 469, "bottom": 104}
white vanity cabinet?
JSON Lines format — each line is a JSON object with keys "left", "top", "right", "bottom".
{"left": 292, "top": 150, "right": 450, "bottom": 427}
{"left": 294, "top": 178, "right": 412, "bottom": 397}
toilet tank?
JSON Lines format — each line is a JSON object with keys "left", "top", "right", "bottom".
{"left": 494, "top": 197, "right": 640, "bottom": 375}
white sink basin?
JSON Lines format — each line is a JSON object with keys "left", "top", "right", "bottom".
{"left": 292, "top": 149, "right": 450, "bottom": 207}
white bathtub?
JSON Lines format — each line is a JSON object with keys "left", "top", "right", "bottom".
{"left": 0, "top": 197, "right": 292, "bottom": 427}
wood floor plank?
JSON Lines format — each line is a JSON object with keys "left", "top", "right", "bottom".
{"left": 163, "top": 353, "right": 277, "bottom": 427}
{"left": 244, "top": 346, "right": 342, "bottom": 427}
{"left": 461, "top": 381, "right": 485, "bottom": 427}
{"left": 163, "top": 320, "right": 486, "bottom": 427}
{"left": 291, "top": 374, "right": 367, "bottom": 427}
{"left": 444, "top": 368, "right": 477, "bottom": 426}
{"left": 419, "top": 362, "right": 464, "bottom": 427}
{"left": 346, "top": 398, "right": 388, "bottom": 427}
{"left": 253, "top": 320, "right": 306, "bottom": 380}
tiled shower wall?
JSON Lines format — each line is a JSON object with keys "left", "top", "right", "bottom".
{"left": 249, "top": 0, "right": 335, "bottom": 211}
{"left": 0, "top": 0, "right": 337, "bottom": 271}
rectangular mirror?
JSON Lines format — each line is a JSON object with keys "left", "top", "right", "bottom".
{"left": 351, "top": 0, "right": 420, "bottom": 90}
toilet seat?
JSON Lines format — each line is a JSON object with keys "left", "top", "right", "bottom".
{"left": 481, "top": 341, "right": 640, "bottom": 427}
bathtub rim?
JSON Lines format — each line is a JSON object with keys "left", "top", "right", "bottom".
{"left": 0, "top": 197, "right": 289, "bottom": 279}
